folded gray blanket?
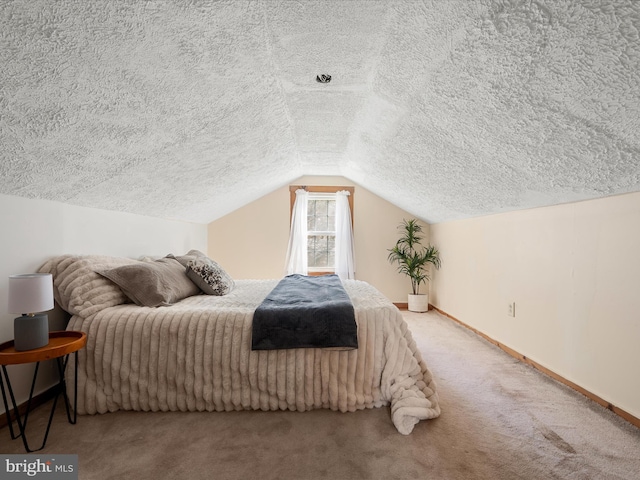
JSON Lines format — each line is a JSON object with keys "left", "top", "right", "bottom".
{"left": 251, "top": 274, "right": 358, "bottom": 350}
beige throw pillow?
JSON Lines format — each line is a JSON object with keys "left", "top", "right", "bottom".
{"left": 99, "top": 257, "right": 200, "bottom": 307}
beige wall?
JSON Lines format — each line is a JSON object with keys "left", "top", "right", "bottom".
{"left": 0, "top": 193, "right": 207, "bottom": 414}
{"left": 430, "top": 191, "right": 640, "bottom": 419}
{"left": 208, "top": 175, "right": 424, "bottom": 302}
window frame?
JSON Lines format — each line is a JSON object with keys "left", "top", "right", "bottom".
{"left": 289, "top": 185, "right": 354, "bottom": 276}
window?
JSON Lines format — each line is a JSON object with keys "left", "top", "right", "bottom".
{"left": 307, "top": 193, "right": 336, "bottom": 272}
{"left": 289, "top": 186, "right": 354, "bottom": 275}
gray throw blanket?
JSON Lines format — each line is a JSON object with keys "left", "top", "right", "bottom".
{"left": 251, "top": 274, "right": 358, "bottom": 350}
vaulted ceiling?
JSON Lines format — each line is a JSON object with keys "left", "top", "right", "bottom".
{"left": 1, "top": 0, "right": 639, "bottom": 224}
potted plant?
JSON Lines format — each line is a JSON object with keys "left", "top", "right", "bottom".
{"left": 387, "top": 219, "right": 441, "bottom": 312}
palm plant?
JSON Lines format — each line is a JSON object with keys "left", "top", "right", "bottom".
{"left": 387, "top": 219, "right": 441, "bottom": 295}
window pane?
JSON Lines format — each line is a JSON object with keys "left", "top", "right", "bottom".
{"left": 316, "top": 212, "right": 328, "bottom": 231}
{"left": 308, "top": 234, "right": 335, "bottom": 268}
{"left": 308, "top": 198, "right": 336, "bottom": 234}
{"left": 322, "top": 235, "right": 331, "bottom": 267}
{"left": 307, "top": 201, "right": 315, "bottom": 231}
{"left": 316, "top": 235, "right": 327, "bottom": 267}
{"left": 315, "top": 251, "right": 327, "bottom": 267}
{"left": 307, "top": 236, "right": 314, "bottom": 266}
{"left": 327, "top": 236, "right": 335, "bottom": 267}
{"left": 315, "top": 201, "right": 326, "bottom": 231}
{"left": 317, "top": 200, "right": 328, "bottom": 217}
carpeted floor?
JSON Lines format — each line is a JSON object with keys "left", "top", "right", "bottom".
{"left": 1, "top": 310, "right": 639, "bottom": 479}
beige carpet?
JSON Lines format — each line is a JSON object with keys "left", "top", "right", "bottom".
{"left": 1, "top": 311, "right": 639, "bottom": 479}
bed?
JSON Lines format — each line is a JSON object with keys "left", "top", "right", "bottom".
{"left": 39, "top": 253, "right": 440, "bottom": 435}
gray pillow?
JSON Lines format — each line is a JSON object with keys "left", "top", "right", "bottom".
{"left": 186, "top": 257, "right": 235, "bottom": 296}
{"left": 98, "top": 257, "right": 200, "bottom": 307}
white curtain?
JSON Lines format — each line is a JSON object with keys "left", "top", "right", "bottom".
{"left": 284, "top": 189, "right": 308, "bottom": 275}
{"left": 334, "top": 190, "right": 356, "bottom": 280}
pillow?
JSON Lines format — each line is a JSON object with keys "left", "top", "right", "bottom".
{"left": 98, "top": 257, "right": 200, "bottom": 307}
{"left": 166, "top": 249, "right": 208, "bottom": 267}
{"left": 166, "top": 250, "right": 234, "bottom": 296}
{"left": 39, "top": 255, "right": 137, "bottom": 317}
{"left": 186, "top": 257, "right": 235, "bottom": 296}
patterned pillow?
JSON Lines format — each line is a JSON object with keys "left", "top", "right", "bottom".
{"left": 186, "top": 257, "right": 234, "bottom": 296}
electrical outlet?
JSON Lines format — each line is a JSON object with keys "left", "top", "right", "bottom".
{"left": 507, "top": 302, "right": 516, "bottom": 317}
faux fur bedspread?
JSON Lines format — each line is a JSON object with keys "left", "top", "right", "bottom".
{"left": 40, "top": 255, "right": 440, "bottom": 435}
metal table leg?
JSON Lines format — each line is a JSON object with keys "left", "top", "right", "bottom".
{"left": 0, "top": 351, "right": 79, "bottom": 452}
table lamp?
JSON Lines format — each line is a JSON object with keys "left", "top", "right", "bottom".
{"left": 8, "top": 273, "right": 54, "bottom": 351}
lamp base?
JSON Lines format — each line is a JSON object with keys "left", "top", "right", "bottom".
{"left": 14, "top": 314, "right": 50, "bottom": 351}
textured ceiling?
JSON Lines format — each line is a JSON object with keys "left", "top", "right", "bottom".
{"left": 1, "top": 0, "right": 639, "bottom": 224}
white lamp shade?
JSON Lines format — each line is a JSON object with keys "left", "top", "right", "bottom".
{"left": 8, "top": 273, "right": 54, "bottom": 314}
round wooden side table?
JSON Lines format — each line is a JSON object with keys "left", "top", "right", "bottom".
{"left": 0, "top": 331, "right": 86, "bottom": 452}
